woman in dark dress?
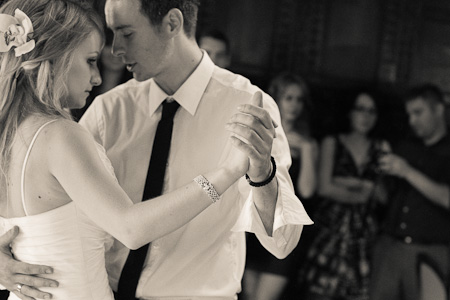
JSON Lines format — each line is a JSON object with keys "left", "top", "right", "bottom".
{"left": 243, "top": 73, "right": 318, "bottom": 300}
{"left": 299, "top": 91, "right": 389, "bottom": 300}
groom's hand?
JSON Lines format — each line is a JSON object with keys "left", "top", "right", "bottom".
{"left": 228, "top": 91, "right": 277, "bottom": 182}
{"left": 0, "top": 226, "right": 58, "bottom": 300}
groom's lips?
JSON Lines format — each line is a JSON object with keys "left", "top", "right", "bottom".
{"left": 126, "top": 63, "right": 136, "bottom": 72}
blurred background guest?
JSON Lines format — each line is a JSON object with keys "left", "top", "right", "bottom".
{"left": 371, "top": 84, "right": 450, "bottom": 300}
{"left": 268, "top": 73, "right": 318, "bottom": 199}
{"left": 242, "top": 73, "right": 318, "bottom": 300}
{"left": 298, "top": 90, "right": 388, "bottom": 300}
{"left": 198, "top": 29, "right": 231, "bottom": 69}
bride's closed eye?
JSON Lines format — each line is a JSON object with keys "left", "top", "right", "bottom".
{"left": 88, "top": 57, "right": 98, "bottom": 66}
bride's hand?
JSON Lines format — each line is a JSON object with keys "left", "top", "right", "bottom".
{"left": 224, "top": 91, "right": 277, "bottom": 183}
{"left": 221, "top": 135, "right": 249, "bottom": 180}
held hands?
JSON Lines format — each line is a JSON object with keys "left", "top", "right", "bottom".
{"left": 226, "top": 91, "right": 277, "bottom": 182}
{"left": 0, "top": 226, "right": 57, "bottom": 300}
{"left": 223, "top": 134, "right": 250, "bottom": 180}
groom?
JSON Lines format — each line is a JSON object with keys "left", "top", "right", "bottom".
{"left": 0, "top": 0, "right": 311, "bottom": 299}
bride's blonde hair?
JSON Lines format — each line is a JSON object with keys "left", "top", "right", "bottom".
{"left": 0, "top": 0, "right": 104, "bottom": 173}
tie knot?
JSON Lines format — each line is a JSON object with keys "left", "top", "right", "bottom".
{"left": 161, "top": 99, "right": 180, "bottom": 120}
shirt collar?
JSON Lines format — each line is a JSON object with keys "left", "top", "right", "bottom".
{"left": 148, "top": 51, "right": 215, "bottom": 116}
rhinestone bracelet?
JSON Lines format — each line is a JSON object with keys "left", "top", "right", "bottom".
{"left": 193, "top": 175, "right": 221, "bottom": 203}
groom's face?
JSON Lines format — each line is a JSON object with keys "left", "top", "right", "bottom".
{"left": 105, "top": 0, "right": 171, "bottom": 82}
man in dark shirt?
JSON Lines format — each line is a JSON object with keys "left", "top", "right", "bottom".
{"left": 370, "top": 84, "right": 450, "bottom": 300}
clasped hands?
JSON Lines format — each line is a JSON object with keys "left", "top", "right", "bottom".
{"left": 225, "top": 91, "right": 277, "bottom": 182}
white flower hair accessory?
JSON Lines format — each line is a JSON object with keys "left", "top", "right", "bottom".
{"left": 0, "top": 9, "right": 35, "bottom": 57}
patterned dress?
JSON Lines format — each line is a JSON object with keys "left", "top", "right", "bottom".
{"left": 299, "top": 136, "right": 381, "bottom": 300}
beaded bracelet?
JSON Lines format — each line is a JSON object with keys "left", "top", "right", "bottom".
{"left": 193, "top": 175, "right": 221, "bottom": 203}
{"left": 245, "top": 156, "right": 277, "bottom": 187}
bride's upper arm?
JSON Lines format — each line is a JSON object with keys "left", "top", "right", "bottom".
{"left": 45, "top": 120, "right": 135, "bottom": 239}
{"left": 46, "top": 119, "right": 108, "bottom": 182}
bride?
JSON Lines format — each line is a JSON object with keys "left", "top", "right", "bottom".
{"left": 0, "top": 0, "right": 250, "bottom": 299}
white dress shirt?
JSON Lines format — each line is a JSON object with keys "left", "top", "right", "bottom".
{"left": 80, "top": 53, "right": 312, "bottom": 299}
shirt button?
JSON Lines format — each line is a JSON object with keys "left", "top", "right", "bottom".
{"left": 400, "top": 222, "right": 407, "bottom": 230}
{"left": 404, "top": 236, "right": 412, "bottom": 244}
{"left": 402, "top": 206, "right": 409, "bottom": 213}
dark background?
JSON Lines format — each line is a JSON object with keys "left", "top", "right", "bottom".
{"left": 196, "top": 0, "right": 450, "bottom": 142}
{"left": 198, "top": 0, "right": 450, "bottom": 94}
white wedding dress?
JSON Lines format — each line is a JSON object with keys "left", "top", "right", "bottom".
{"left": 0, "top": 120, "right": 116, "bottom": 299}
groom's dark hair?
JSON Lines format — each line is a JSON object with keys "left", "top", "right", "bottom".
{"left": 139, "top": 0, "right": 201, "bottom": 38}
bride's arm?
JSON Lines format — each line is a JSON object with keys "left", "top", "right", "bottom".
{"left": 47, "top": 120, "right": 247, "bottom": 250}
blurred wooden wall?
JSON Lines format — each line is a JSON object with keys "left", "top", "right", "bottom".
{"left": 197, "top": 0, "right": 450, "bottom": 94}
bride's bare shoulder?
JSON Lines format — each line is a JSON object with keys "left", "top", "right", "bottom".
{"left": 39, "top": 117, "right": 92, "bottom": 139}
{"left": 21, "top": 116, "right": 95, "bottom": 155}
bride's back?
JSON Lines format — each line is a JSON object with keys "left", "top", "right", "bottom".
{"left": 0, "top": 116, "right": 72, "bottom": 218}
{"left": 0, "top": 115, "right": 116, "bottom": 300}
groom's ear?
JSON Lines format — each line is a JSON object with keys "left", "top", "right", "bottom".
{"left": 161, "top": 8, "right": 183, "bottom": 38}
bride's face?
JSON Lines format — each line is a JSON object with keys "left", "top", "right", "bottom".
{"left": 66, "top": 30, "right": 103, "bottom": 109}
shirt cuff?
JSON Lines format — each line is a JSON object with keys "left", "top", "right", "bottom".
{"left": 231, "top": 178, "right": 313, "bottom": 246}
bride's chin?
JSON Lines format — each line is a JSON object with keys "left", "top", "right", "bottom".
{"left": 65, "top": 98, "right": 86, "bottom": 110}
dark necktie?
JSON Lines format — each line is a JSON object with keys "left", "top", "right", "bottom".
{"left": 116, "top": 99, "right": 180, "bottom": 300}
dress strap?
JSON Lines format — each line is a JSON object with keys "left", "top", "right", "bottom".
{"left": 21, "top": 120, "right": 58, "bottom": 216}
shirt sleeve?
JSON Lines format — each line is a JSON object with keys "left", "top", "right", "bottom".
{"left": 79, "top": 96, "right": 105, "bottom": 144}
{"left": 231, "top": 92, "right": 313, "bottom": 259}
